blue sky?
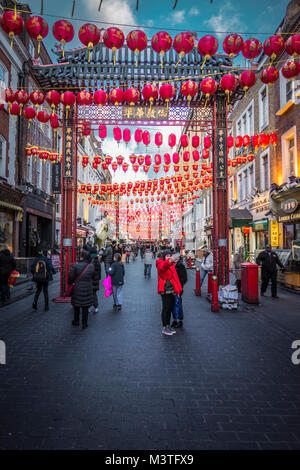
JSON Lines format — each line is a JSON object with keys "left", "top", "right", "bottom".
{"left": 24, "top": 0, "right": 290, "bottom": 59}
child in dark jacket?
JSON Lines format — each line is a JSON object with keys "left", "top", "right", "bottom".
{"left": 108, "top": 253, "right": 125, "bottom": 311}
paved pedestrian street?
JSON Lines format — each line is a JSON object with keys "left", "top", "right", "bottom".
{"left": 0, "top": 259, "right": 300, "bottom": 450}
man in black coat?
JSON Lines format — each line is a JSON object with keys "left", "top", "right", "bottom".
{"left": 256, "top": 245, "right": 284, "bottom": 299}
{"left": 0, "top": 246, "right": 16, "bottom": 302}
{"left": 90, "top": 247, "right": 101, "bottom": 313}
{"left": 31, "top": 250, "right": 55, "bottom": 311}
{"left": 171, "top": 255, "right": 188, "bottom": 328}
{"left": 103, "top": 240, "right": 114, "bottom": 275}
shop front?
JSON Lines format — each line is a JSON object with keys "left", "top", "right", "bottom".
{"left": 0, "top": 183, "right": 25, "bottom": 255}
{"left": 270, "top": 186, "right": 300, "bottom": 291}
{"left": 248, "top": 192, "right": 270, "bottom": 251}
{"left": 229, "top": 208, "right": 253, "bottom": 263}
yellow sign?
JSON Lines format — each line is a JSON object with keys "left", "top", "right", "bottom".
{"left": 271, "top": 220, "right": 279, "bottom": 247}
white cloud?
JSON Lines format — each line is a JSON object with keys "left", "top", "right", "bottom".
{"left": 189, "top": 7, "right": 200, "bottom": 16}
{"left": 169, "top": 10, "right": 186, "bottom": 26}
{"left": 203, "top": 1, "right": 246, "bottom": 39}
{"left": 86, "top": 0, "right": 136, "bottom": 29}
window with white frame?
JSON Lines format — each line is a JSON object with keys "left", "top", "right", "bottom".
{"left": 0, "top": 62, "right": 8, "bottom": 105}
{"left": 259, "top": 85, "right": 269, "bottom": 131}
{"left": 279, "top": 70, "right": 295, "bottom": 109}
{"left": 229, "top": 176, "right": 234, "bottom": 207}
{"left": 236, "top": 100, "right": 254, "bottom": 137}
{"left": 0, "top": 135, "right": 7, "bottom": 178}
{"left": 36, "top": 158, "right": 41, "bottom": 189}
{"left": 26, "top": 150, "right": 32, "bottom": 182}
{"left": 260, "top": 149, "right": 270, "bottom": 191}
{"left": 238, "top": 173, "right": 243, "bottom": 202}
{"left": 281, "top": 127, "right": 297, "bottom": 183}
{"left": 237, "top": 161, "right": 255, "bottom": 202}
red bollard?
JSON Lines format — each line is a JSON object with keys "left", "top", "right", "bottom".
{"left": 188, "top": 257, "right": 192, "bottom": 269}
{"left": 207, "top": 271, "right": 213, "bottom": 294}
{"left": 195, "top": 268, "right": 201, "bottom": 296}
{"left": 211, "top": 275, "right": 220, "bottom": 312}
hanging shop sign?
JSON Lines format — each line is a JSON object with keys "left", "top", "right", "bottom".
{"left": 122, "top": 106, "right": 169, "bottom": 121}
{"left": 63, "top": 121, "right": 74, "bottom": 178}
{"left": 52, "top": 162, "right": 61, "bottom": 194}
{"left": 216, "top": 128, "right": 227, "bottom": 179}
{"left": 281, "top": 199, "right": 298, "bottom": 214}
{"left": 270, "top": 220, "right": 279, "bottom": 247}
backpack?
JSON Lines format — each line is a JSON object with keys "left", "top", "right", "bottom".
{"left": 34, "top": 259, "right": 47, "bottom": 282}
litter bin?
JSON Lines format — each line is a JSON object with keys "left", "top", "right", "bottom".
{"left": 241, "top": 262, "right": 259, "bottom": 304}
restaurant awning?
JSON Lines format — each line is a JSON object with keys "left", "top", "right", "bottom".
{"left": 229, "top": 208, "right": 253, "bottom": 228}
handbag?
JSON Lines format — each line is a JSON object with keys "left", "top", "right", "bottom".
{"left": 102, "top": 275, "right": 113, "bottom": 297}
{"left": 65, "top": 263, "right": 91, "bottom": 297}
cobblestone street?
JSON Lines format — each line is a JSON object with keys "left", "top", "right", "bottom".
{"left": 0, "top": 259, "right": 300, "bottom": 450}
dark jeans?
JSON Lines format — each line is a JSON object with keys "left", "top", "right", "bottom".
{"left": 126, "top": 255, "right": 130, "bottom": 263}
{"left": 93, "top": 290, "right": 98, "bottom": 308}
{"left": 161, "top": 293, "right": 175, "bottom": 327}
{"left": 261, "top": 270, "right": 277, "bottom": 296}
{"left": 33, "top": 281, "right": 49, "bottom": 307}
{"left": 0, "top": 275, "right": 10, "bottom": 300}
{"left": 144, "top": 264, "right": 152, "bottom": 277}
{"left": 73, "top": 306, "right": 89, "bottom": 326}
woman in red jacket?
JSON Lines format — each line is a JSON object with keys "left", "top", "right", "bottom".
{"left": 156, "top": 251, "right": 182, "bottom": 336}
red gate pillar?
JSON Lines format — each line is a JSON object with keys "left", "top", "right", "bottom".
{"left": 212, "top": 96, "right": 229, "bottom": 287}
{"left": 55, "top": 107, "right": 77, "bottom": 301}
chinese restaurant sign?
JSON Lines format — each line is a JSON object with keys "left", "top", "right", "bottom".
{"left": 216, "top": 129, "right": 227, "bottom": 179}
{"left": 122, "top": 106, "right": 169, "bottom": 120}
{"left": 270, "top": 220, "right": 279, "bottom": 247}
{"left": 52, "top": 162, "right": 61, "bottom": 194}
{"left": 63, "top": 124, "right": 74, "bottom": 178}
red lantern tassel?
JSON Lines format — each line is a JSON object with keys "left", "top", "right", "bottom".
{"left": 175, "top": 52, "right": 184, "bottom": 68}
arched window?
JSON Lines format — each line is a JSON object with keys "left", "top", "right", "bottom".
{"left": 0, "top": 62, "right": 8, "bottom": 105}
{"left": 0, "top": 135, "right": 7, "bottom": 178}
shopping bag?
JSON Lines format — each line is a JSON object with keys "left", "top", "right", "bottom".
{"left": 173, "top": 295, "right": 183, "bottom": 320}
{"left": 8, "top": 270, "right": 19, "bottom": 288}
{"left": 102, "top": 275, "right": 112, "bottom": 297}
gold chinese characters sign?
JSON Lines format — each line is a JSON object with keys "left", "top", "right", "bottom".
{"left": 216, "top": 128, "right": 227, "bottom": 179}
{"left": 63, "top": 126, "right": 74, "bottom": 178}
{"left": 122, "top": 106, "right": 169, "bottom": 121}
{"left": 270, "top": 220, "right": 279, "bottom": 247}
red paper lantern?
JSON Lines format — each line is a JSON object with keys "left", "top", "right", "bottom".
{"left": 192, "top": 135, "right": 200, "bottom": 149}
{"left": 168, "top": 133, "right": 176, "bottom": 148}
{"left": 281, "top": 60, "right": 300, "bottom": 80}
{"left": 1, "top": 11, "right": 24, "bottom": 48}
{"left": 263, "top": 35, "right": 285, "bottom": 61}
{"left": 82, "top": 122, "right": 91, "bottom": 137}
{"left": 163, "top": 165, "right": 170, "bottom": 173}
{"left": 46, "top": 90, "right": 61, "bottom": 113}
{"left": 155, "top": 154, "right": 162, "bottom": 165}
{"left": 113, "top": 127, "right": 122, "bottom": 143}
{"left": 151, "top": 31, "right": 172, "bottom": 66}
{"left": 172, "top": 152, "right": 179, "bottom": 164}
{"left": 133, "top": 163, "right": 139, "bottom": 172}
{"left": 164, "top": 153, "right": 171, "bottom": 165}
{"left": 93, "top": 90, "right": 108, "bottom": 107}
{"left": 109, "top": 88, "right": 124, "bottom": 106}
{"left": 50, "top": 113, "right": 59, "bottom": 132}
{"left": 155, "top": 132, "right": 163, "bottom": 148}
{"left": 112, "top": 162, "right": 118, "bottom": 172}
{"left": 129, "top": 154, "right": 137, "bottom": 164}
{"left": 142, "top": 84, "right": 158, "bottom": 109}
{"left": 239, "top": 70, "right": 256, "bottom": 92}
{"left": 77, "top": 90, "right": 93, "bottom": 106}
{"left": 174, "top": 164, "right": 180, "bottom": 172}
{"left": 121, "top": 163, "right": 129, "bottom": 172}
{"left": 260, "top": 66, "right": 279, "bottom": 86}
{"left": 231, "top": 159, "right": 237, "bottom": 168}
{"left": 181, "top": 80, "right": 198, "bottom": 104}
{"left": 23, "top": 106, "right": 36, "bottom": 124}
{"left": 60, "top": 91, "right": 76, "bottom": 116}
{"left": 145, "top": 155, "right": 152, "bottom": 166}
{"left": 135, "top": 128, "right": 143, "bottom": 144}
{"left": 220, "top": 74, "right": 238, "bottom": 100}
{"left": 37, "top": 110, "right": 50, "bottom": 128}
{"left": 153, "top": 165, "right": 160, "bottom": 173}
{"left": 49, "top": 152, "right": 58, "bottom": 163}
{"left": 124, "top": 87, "right": 140, "bottom": 106}
{"left": 227, "top": 135, "right": 234, "bottom": 148}
{"left": 243, "top": 135, "right": 250, "bottom": 148}
{"left": 52, "top": 20, "right": 74, "bottom": 57}
{"left": 247, "top": 154, "right": 254, "bottom": 162}
{"left": 183, "top": 151, "right": 190, "bottom": 162}
{"left": 126, "top": 30, "right": 147, "bottom": 62}
{"left": 15, "top": 90, "right": 29, "bottom": 112}
{"left": 30, "top": 90, "right": 44, "bottom": 108}
{"left": 4, "top": 88, "right": 15, "bottom": 110}
{"left": 39, "top": 150, "right": 49, "bottom": 162}
{"left": 116, "top": 155, "right": 124, "bottom": 166}
{"left": 270, "top": 133, "right": 278, "bottom": 146}
{"left": 198, "top": 34, "right": 218, "bottom": 66}
{"left": 159, "top": 83, "right": 175, "bottom": 108}
{"left": 242, "top": 38, "right": 262, "bottom": 60}
{"left": 200, "top": 77, "right": 218, "bottom": 105}
{"left": 180, "top": 134, "right": 189, "bottom": 148}
{"left": 123, "top": 128, "right": 131, "bottom": 144}
{"left": 26, "top": 16, "right": 49, "bottom": 55}
{"left": 223, "top": 33, "right": 243, "bottom": 58}
{"left": 103, "top": 27, "right": 124, "bottom": 64}
{"left": 142, "top": 131, "right": 150, "bottom": 147}
{"left": 193, "top": 150, "right": 200, "bottom": 162}
{"left": 285, "top": 34, "right": 300, "bottom": 58}
{"left": 235, "top": 135, "right": 243, "bottom": 148}
{"left": 204, "top": 136, "right": 212, "bottom": 149}
{"left": 202, "top": 148, "right": 209, "bottom": 159}
{"left": 99, "top": 125, "right": 107, "bottom": 140}
{"left": 105, "top": 155, "right": 112, "bottom": 165}
{"left": 173, "top": 32, "right": 195, "bottom": 64}
{"left": 94, "top": 156, "right": 101, "bottom": 166}
{"left": 137, "top": 155, "right": 144, "bottom": 165}
{"left": 252, "top": 135, "right": 260, "bottom": 150}
{"left": 78, "top": 23, "right": 100, "bottom": 62}
{"left": 259, "top": 133, "right": 270, "bottom": 147}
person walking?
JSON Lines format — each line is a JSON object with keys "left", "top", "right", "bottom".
{"left": 125, "top": 246, "right": 130, "bottom": 264}
{"left": 171, "top": 254, "right": 187, "bottom": 328}
{"left": 233, "top": 246, "right": 245, "bottom": 293}
{"left": 256, "top": 245, "right": 284, "bottom": 298}
{"left": 200, "top": 247, "right": 213, "bottom": 285}
{"left": 90, "top": 246, "right": 101, "bottom": 313}
{"left": 108, "top": 253, "right": 125, "bottom": 311}
{"left": 102, "top": 239, "right": 114, "bottom": 275}
{"left": 31, "top": 250, "right": 55, "bottom": 311}
{"left": 140, "top": 244, "right": 145, "bottom": 260}
{"left": 144, "top": 245, "right": 153, "bottom": 278}
{"left": 0, "top": 245, "right": 16, "bottom": 302}
{"left": 68, "top": 251, "right": 95, "bottom": 328}
{"left": 156, "top": 250, "right": 182, "bottom": 336}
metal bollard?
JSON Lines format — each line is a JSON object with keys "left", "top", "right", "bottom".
{"left": 195, "top": 268, "right": 201, "bottom": 296}
{"left": 211, "top": 275, "right": 220, "bottom": 312}
{"left": 207, "top": 271, "right": 213, "bottom": 294}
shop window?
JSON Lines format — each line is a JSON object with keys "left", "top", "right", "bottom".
{"left": 284, "top": 224, "right": 294, "bottom": 249}
{"left": 0, "top": 211, "right": 13, "bottom": 252}
{"left": 0, "top": 135, "right": 7, "bottom": 178}
{"left": 259, "top": 85, "right": 268, "bottom": 131}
